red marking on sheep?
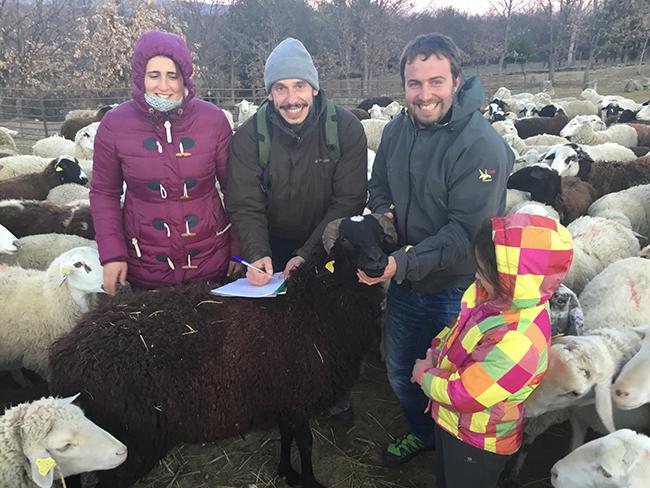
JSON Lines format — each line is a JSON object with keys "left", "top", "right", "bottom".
{"left": 629, "top": 279, "right": 641, "bottom": 310}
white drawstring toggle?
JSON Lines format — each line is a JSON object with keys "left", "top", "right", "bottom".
{"left": 159, "top": 184, "right": 168, "bottom": 200}
{"left": 162, "top": 222, "right": 171, "bottom": 237}
{"left": 156, "top": 141, "right": 163, "bottom": 153}
{"left": 181, "top": 183, "right": 189, "bottom": 200}
{"left": 166, "top": 257, "right": 175, "bottom": 270}
{"left": 131, "top": 237, "right": 142, "bottom": 258}
{"left": 183, "top": 253, "right": 198, "bottom": 270}
{"left": 181, "top": 219, "right": 196, "bottom": 237}
{"left": 216, "top": 222, "right": 232, "bottom": 236}
{"left": 164, "top": 120, "right": 172, "bottom": 144}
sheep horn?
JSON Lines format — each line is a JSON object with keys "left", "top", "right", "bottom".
{"left": 322, "top": 217, "right": 346, "bottom": 254}
{"left": 370, "top": 213, "right": 398, "bottom": 245}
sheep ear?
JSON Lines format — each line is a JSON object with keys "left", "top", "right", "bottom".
{"left": 27, "top": 451, "right": 55, "bottom": 488}
{"left": 370, "top": 213, "right": 398, "bottom": 246}
{"left": 322, "top": 218, "right": 345, "bottom": 254}
{"left": 595, "top": 381, "right": 616, "bottom": 433}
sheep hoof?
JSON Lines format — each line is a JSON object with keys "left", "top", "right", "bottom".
{"left": 278, "top": 463, "right": 301, "bottom": 486}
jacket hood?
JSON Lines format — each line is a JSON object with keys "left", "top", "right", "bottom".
{"left": 131, "top": 30, "right": 195, "bottom": 112}
{"left": 449, "top": 76, "right": 484, "bottom": 124}
{"left": 488, "top": 213, "right": 573, "bottom": 310}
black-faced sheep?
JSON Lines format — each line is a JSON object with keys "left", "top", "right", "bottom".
{"left": 0, "top": 156, "right": 87, "bottom": 200}
{"left": 515, "top": 110, "right": 569, "bottom": 139}
{"left": 350, "top": 107, "right": 370, "bottom": 120}
{"left": 49, "top": 214, "right": 394, "bottom": 488}
{"left": 0, "top": 200, "right": 95, "bottom": 239}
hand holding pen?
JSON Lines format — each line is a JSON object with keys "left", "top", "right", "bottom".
{"left": 232, "top": 255, "right": 273, "bottom": 286}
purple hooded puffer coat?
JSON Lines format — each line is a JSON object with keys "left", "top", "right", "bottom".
{"left": 90, "top": 31, "right": 236, "bottom": 289}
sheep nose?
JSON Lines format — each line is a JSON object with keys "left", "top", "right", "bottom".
{"left": 551, "top": 467, "right": 558, "bottom": 480}
{"left": 615, "top": 388, "right": 629, "bottom": 398}
{"left": 116, "top": 445, "right": 127, "bottom": 457}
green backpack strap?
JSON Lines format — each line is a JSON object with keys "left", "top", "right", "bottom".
{"left": 324, "top": 99, "right": 341, "bottom": 161}
{"left": 255, "top": 101, "right": 272, "bottom": 194}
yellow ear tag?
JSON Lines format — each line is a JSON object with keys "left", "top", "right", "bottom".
{"left": 59, "top": 265, "right": 73, "bottom": 275}
{"left": 35, "top": 456, "right": 57, "bottom": 476}
{"left": 55, "top": 166, "right": 63, "bottom": 172}
{"left": 325, "top": 260, "right": 335, "bottom": 273}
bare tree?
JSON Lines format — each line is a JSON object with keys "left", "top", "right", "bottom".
{"left": 490, "top": 0, "right": 530, "bottom": 75}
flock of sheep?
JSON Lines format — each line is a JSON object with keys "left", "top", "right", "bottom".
{"left": 0, "top": 85, "right": 649, "bottom": 487}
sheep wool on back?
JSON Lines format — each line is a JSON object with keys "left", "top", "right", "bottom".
{"left": 420, "top": 214, "right": 574, "bottom": 455}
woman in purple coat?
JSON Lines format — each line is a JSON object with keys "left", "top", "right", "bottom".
{"left": 90, "top": 31, "right": 238, "bottom": 293}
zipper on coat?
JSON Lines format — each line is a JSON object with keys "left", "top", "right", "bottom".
{"left": 131, "top": 237, "right": 142, "bottom": 258}
{"left": 404, "top": 131, "right": 417, "bottom": 244}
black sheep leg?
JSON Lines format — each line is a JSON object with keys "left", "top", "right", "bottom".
{"left": 278, "top": 415, "right": 301, "bottom": 486}
{"left": 294, "top": 420, "right": 325, "bottom": 488}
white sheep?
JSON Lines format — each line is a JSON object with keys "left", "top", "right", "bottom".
{"left": 637, "top": 105, "right": 650, "bottom": 121}
{"left": 368, "top": 104, "right": 390, "bottom": 120}
{"left": 510, "top": 200, "right": 560, "bottom": 220}
{"left": 523, "top": 134, "right": 569, "bottom": 146}
{"left": 612, "top": 325, "right": 650, "bottom": 411}
{"left": 0, "top": 246, "right": 104, "bottom": 379}
{"left": 492, "top": 119, "right": 518, "bottom": 137}
{"left": 0, "top": 127, "right": 19, "bottom": 156}
{"left": 46, "top": 183, "right": 90, "bottom": 205}
{"left": 0, "top": 233, "right": 97, "bottom": 270}
{"left": 382, "top": 101, "right": 402, "bottom": 119}
{"left": 580, "top": 257, "right": 650, "bottom": 331}
{"left": 554, "top": 99, "right": 599, "bottom": 120}
{"left": 545, "top": 142, "right": 637, "bottom": 177}
{"left": 551, "top": 429, "right": 650, "bottom": 488}
{"left": 0, "top": 395, "right": 127, "bottom": 488}
{"left": 567, "top": 122, "right": 639, "bottom": 148}
{"left": 32, "top": 135, "right": 76, "bottom": 159}
{"left": 235, "top": 99, "right": 259, "bottom": 127}
{"left": 65, "top": 108, "right": 98, "bottom": 120}
{"left": 0, "top": 155, "right": 50, "bottom": 181}
{"left": 588, "top": 184, "right": 650, "bottom": 239}
{"left": 580, "top": 88, "right": 603, "bottom": 107}
{"left": 563, "top": 216, "right": 640, "bottom": 295}
{"left": 73, "top": 122, "right": 99, "bottom": 160}
{"left": 0, "top": 224, "right": 18, "bottom": 255}
{"left": 560, "top": 114, "right": 607, "bottom": 138}
{"left": 524, "top": 327, "right": 643, "bottom": 433}
{"left": 505, "top": 189, "right": 531, "bottom": 213}
{"left": 361, "top": 118, "right": 388, "bottom": 152}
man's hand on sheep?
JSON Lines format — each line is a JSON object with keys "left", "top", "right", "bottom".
{"left": 357, "top": 255, "right": 396, "bottom": 285}
{"left": 411, "top": 348, "right": 434, "bottom": 384}
{"left": 103, "top": 261, "right": 127, "bottom": 295}
{"left": 246, "top": 256, "right": 274, "bottom": 286}
{"left": 281, "top": 255, "right": 305, "bottom": 279}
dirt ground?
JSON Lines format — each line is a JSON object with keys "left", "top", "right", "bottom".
{"left": 0, "top": 348, "right": 569, "bottom": 488}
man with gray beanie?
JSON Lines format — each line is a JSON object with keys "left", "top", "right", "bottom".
{"left": 226, "top": 38, "right": 368, "bottom": 286}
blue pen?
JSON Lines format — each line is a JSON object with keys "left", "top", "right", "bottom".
{"left": 231, "top": 256, "right": 269, "bottom": 274}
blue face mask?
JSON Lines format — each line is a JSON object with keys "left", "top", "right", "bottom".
{"left": 145, "top": 94, "right": 183, "bottom": 113}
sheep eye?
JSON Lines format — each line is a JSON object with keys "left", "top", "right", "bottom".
{"left": 56, "top": 442, "right": 74, "bottom": 452}
{"left": 597, "top": 465, "right": 612, "bottom": 478}
{"left": 579, "top": 367, "right": 591, "bottom": 380}
{"left": 73, "top": 262, "right": 83, "bottom": 268}
{"left": 570, "top": 390, "right": 582, "bottom": 397}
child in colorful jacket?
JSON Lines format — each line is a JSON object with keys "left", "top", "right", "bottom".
{"left": 411, "top": 213, "right": 574, "bottom": 488}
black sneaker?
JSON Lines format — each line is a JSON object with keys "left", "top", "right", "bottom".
{"left": 383, "top": 433, "right": 431, "bottom": 466}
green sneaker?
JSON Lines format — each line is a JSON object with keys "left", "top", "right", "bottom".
{"left": 383, "top": 433, "right": 431, "bottom": 466}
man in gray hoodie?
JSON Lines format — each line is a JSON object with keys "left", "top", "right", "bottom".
{"left": 362, "top": 33, "right": 514, "bottom": 465}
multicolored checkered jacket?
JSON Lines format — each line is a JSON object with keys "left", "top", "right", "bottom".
{"left": 418, "top": 214, "right": 573, "bottom": 455}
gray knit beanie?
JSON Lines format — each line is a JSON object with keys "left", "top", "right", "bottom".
{"left": 264, "top": 38, "right": 319, "bottom": 93}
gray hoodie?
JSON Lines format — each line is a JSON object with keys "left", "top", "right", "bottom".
{"left": 368, "top": 76, "right": 514, "bottom": 294}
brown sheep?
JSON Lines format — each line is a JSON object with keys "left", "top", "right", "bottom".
{"left": 0, "top": 199, "right": 95, "bottom": 239}
{"left": 515, "top": 110, "right": 569, "bottom": 139}
{"left": 0, "top": 156, "right": 87, "bottom": 200}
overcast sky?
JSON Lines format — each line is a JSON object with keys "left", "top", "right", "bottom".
{"left": 413, "top": 0, "right": 494, "bottom": 14}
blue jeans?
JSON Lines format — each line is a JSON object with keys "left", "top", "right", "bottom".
{"left": 385, "top": 282, "right": 463, "bottom": 447}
